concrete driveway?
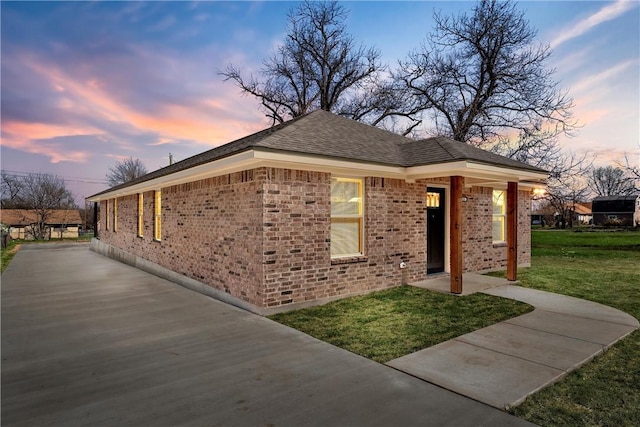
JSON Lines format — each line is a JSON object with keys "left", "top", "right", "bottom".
{"left": 1, "top": 243, "right": 533, "bottom": 426}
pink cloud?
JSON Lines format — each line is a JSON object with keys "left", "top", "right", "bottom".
{"left": 6, "top": 52, "right": 269, "bottom": 164}
{"left": 2, "top": 121, "right": 92, "bottom": 163}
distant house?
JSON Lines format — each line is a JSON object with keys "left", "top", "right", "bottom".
{"left": 531, "top": 202, "right": 591, "bottom": 227}
{"left": 573, "top": 202, "right": 593, "bottom": 225}
{"left": 591, "top": 195, "right": 640, "bottom": 227}
{"left": 0, "top": 209, "right": 83, "bottom": 240}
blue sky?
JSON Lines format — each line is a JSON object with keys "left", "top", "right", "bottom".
{"left": 1, "top": 1, "right": 638, "bottom": 203}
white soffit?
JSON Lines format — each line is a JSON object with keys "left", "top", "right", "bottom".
{"left": 406, "top": 161, "right": 547, "bottom": 182}
{"left": 87, "top": 149, "right": 547, "bottom": 201}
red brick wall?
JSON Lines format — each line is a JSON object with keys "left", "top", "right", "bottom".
{"left": 462, "top": 186, "right": 531, "bottom": 272}
{"left": 98, "top": 169, "right": 532, "bottom": 311}
{"left": 518, "top": 189, "right": 532, "bottom": 266}
{"left": 261, "top": 173, "right": 440, "bottom": 308}
{"left": 100, "top": 171, "right": 265, "bottom": 307}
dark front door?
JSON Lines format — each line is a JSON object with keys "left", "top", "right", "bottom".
{"left": 426, "top": 188, "right": 445, "bottom": 274}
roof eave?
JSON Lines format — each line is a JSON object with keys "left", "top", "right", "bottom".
{"left": 406, "top": 160, "right": 548, "bottom": 184}
{"left": 87, "top": 150, "right": 547, "bottom": 202}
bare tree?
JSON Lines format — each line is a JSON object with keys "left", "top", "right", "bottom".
{"left": 395, "top": 0, "right": 576, "bottom": 152}
{"left": 106, "top": 157, "right": 148, "bottom": 187}
{"left": 545, "top": 152, "right": 591, "bottom": 228}
{"left": 220, "top": 1, "right": 418, "bottom": 132}
{"left": 618, "top": 152, "right": 640, "bottom": 186}
{"left": 587, "top": 165, "right": 637, "bottom": 197}
{"left": 12, "top": 173, "right": 76, "bottom": 240}
{"left": 1, "top": 171, "right": 25, "bottom": 208}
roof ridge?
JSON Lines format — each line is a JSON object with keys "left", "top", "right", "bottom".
{"left": 432, "top": 137, "right": 460, "bottom": 159}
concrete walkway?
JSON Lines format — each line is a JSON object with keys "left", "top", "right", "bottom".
{"left": 388, "top": 283, "right": 639, "bottom": 409}
{"left": 1, "top": 243, "right": 533, "bottom": 426}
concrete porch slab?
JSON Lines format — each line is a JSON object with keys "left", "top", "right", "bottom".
{"left": 410, "top": 273, "right": 515, "bottom": 296}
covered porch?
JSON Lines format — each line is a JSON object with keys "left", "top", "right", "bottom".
{"left": 418, "top": 172, "right": 538, "bottom": 294}
{"left": 448, "top": 177, "right": 520, "bottom": 293}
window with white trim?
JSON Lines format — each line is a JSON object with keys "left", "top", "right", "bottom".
{"left": 105, "top": 200, "right": 110, "bottom": 231}
{"left": 492, "top": 190, "right": 506, "bottom": 242}
{"left": 154, "top": 190, "right": 161, "bottom": 241}
{"left": 330, "top": 177, "right": 363, "bottom": 257}
{"left": 137, "top": 193, "right": 144, "bottom": 237}
{"left": 113, "top": 198, "right": 118, "bottom": 232}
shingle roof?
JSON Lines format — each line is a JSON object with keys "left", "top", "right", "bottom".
{"left": 593, "top": 195, "right": 639, "bottom": 202}
{"left": 574, "top": 203, "right": 592, "bottom": 215}
{"left": 397, "top": 136, "right": 544, "bottom": 171}
{"left": 90, "top": 110, "right": 546, "bottom": 198}
{"left": 1, "top": 209, "right": 82, "bottom": 226}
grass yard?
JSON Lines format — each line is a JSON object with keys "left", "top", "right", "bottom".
{"left": 1, "top": 240, "right": 20, "bottom": 273}
{"left": 270, "top": 285, "right": 533, "bottom": 364}
{"left": 504, "top": 229, "right": 640, "bottom": 426}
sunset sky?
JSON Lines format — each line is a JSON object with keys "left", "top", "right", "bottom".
{"left": 1, "top": 1, "right": 638, "bottom": 203}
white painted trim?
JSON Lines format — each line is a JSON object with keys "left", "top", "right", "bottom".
{"left": 253, "top": 149, "right": 406, "bottom": 178}
{"left": 425, "top": 184, "right": 450, "bottom": 275}
{"left": 88, "top": 151, "right": 262, "bottom": 201}
{"left": 518, "top": 181, "right": 547, "bottom": 190}
{"left": 406, "top": 161, "right": 546, "bottom": 182}
{"left": 87, "top": 149, "right": 548, "bottom": 202}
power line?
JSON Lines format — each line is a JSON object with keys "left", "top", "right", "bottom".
{"left": 1, "top": 170, "right": 109, "bottom": 185}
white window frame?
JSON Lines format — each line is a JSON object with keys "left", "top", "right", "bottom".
{"left": 137, "top": 193, "right": 144, "bottom": 237}
{"left": 105, "top": 200, "right": 110, "bottom": 231}
{"left": 492, "top": 189, "right": 506, "bottom": 243}
{"left": 113, "top": 198, "right": 118, "bottom": 232}
{"left": 330, "top": 177, "right": 364, "bottom": 258}
{"left": 154, "top": 190, "right": 161, "bottom": 241}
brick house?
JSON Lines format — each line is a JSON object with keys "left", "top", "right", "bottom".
{"left": 88, "top": 111, "right": 546, "bottom": 315}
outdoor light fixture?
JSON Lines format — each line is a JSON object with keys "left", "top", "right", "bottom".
{"left": 533, "top": 188, "right": 546, "bottom": 197}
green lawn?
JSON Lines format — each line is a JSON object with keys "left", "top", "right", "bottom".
{"left": 270, "top": 285, "right": 533, "bottom": 364}
{"left": 1, "top": 240, "right": 20, "bottom": 273}
{"left": 505, "top": 229, "right": 640, "bottom": 426}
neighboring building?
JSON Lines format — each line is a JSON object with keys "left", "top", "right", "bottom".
{"left": 88, "top": 110, "right": 547, "bottom": 315}
{"left": 0, "top": 209, "right": 83, "bottom": 240}
{"left": 573, "top": 202, "right": 593, "bottom": 225}
{"left": 531, "top": 202, "right": 592, "bottom": 227}
{"left": 592, "top": 195, "right": 640, "bottom": 227}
